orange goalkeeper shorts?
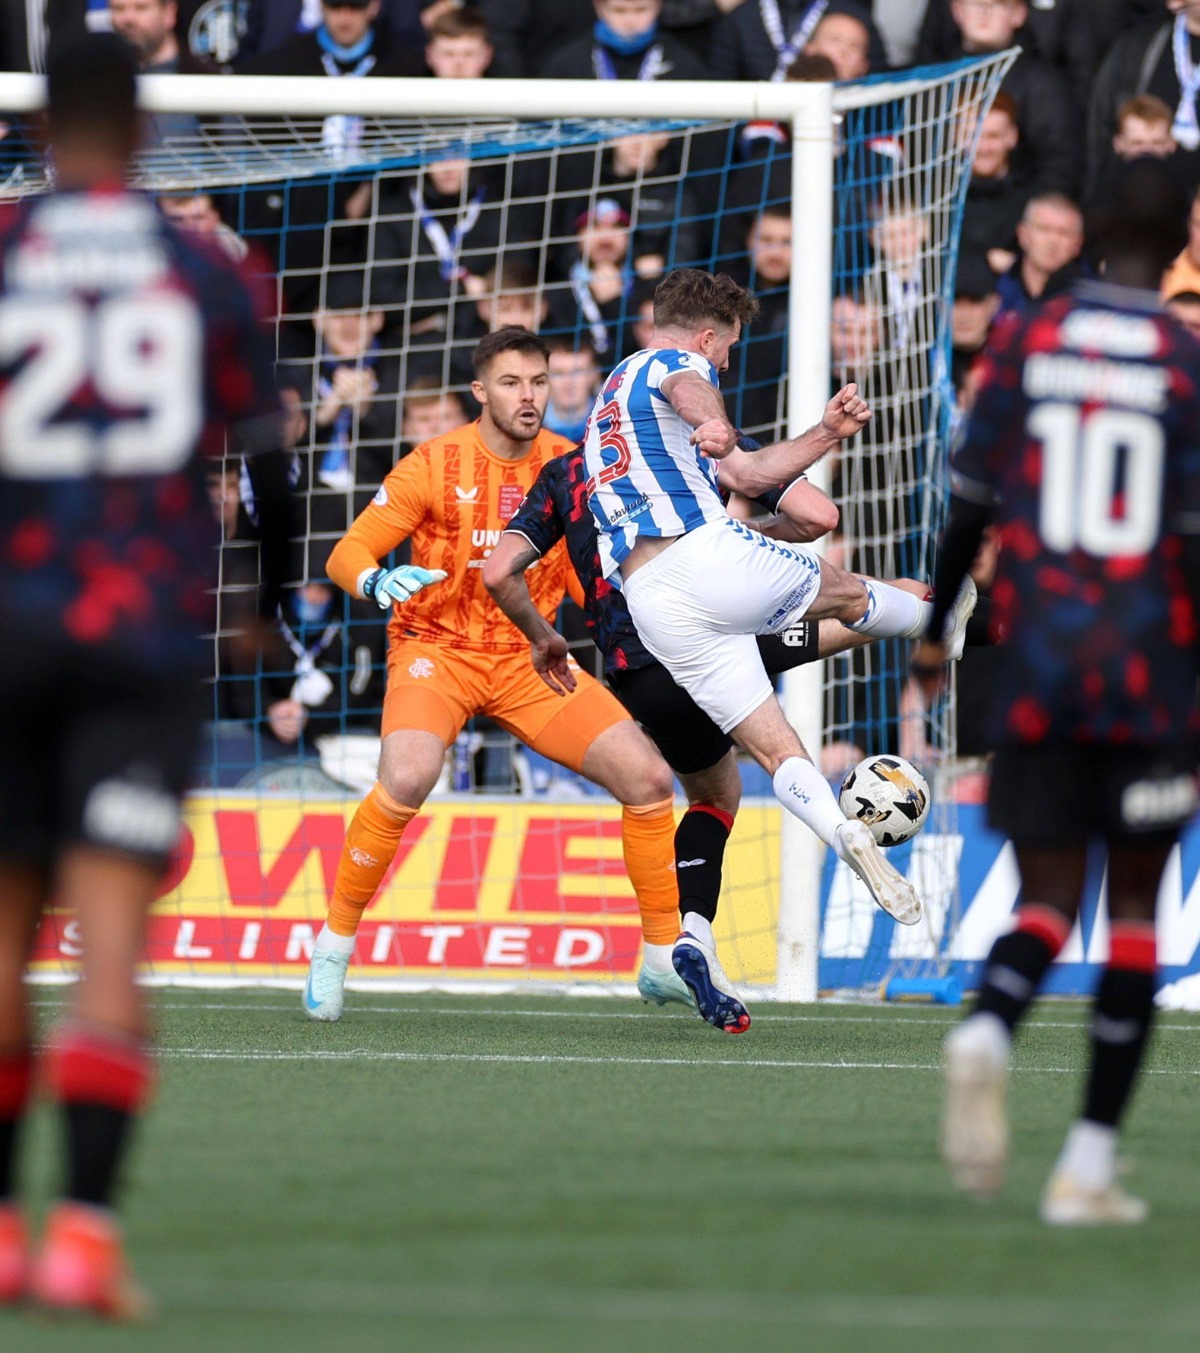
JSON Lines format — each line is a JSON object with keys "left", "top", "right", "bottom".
{"left": 381, "top": 639, "right": 629, "bottom": 774}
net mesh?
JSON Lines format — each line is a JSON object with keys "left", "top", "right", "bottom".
{"left": 2, "top": 57, "right": 1014, "bottom": 992}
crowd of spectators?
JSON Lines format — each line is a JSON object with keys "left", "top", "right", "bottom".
{"left": 4, "top": 0, "right": 1199, "bottom": 783}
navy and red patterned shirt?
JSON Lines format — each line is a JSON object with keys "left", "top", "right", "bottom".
{"left": 949, "top": 280, "right": 1200, "bottom": 746}
{"left": 506, "top": 437, "right": 795, "bottom": 677}
{"left": 0, "top": 189, "right": 279, "bottom": 667}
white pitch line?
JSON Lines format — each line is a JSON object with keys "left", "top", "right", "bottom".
{"left": 30, "top": 996, "right": 1200, "bottom": 1033}
{"left": 155, "top": 1046, "right": 1200, "bottom": 1076}
{"left": 153, "top": 1275, "right": 1200, "bottom": 1334}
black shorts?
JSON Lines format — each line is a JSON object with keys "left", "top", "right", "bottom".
{"left": 0, "top": 631, "right": 204, "bottom": 869}
{"left": 988, "top": 741, "right": 1198, "bottom": 849}
{"left": 607, "top": 624, "right": 820, "bottom": 777}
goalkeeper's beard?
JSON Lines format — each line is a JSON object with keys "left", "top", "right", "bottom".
{"left": 491, "top": 406, "right": 544, "bottom": 445}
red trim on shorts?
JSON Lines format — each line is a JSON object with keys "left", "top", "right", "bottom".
{"left": 1014, "top": 904, "right": 1072, "bottom": 957}
{"left": 1109, "top": 923, "right": 1157, "bottom": 973}
{"left": 689, "top": 804, "right": 735, "bottom": 835}
{"left": 43, "top": 1028, "right": 153, "bottom": 1114}
{"left": 0, "top": 1051, "right": 33, "bottom": 1119}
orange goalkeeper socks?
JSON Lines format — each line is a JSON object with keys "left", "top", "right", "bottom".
{"left": 621, "top": 797, "right": 679, "bottom": 946}
{"left": 327, "top": 782, "right": 419, "bottom": 938}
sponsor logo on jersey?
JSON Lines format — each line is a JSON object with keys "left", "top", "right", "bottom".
{"left": 455, "top": 486, "right": 479, "bottom": 502}
{"left": 408, "top": 658, "right": 436, "bottom": 679}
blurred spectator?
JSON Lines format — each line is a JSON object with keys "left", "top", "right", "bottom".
{"left": 109, "top": 0, "right": 207, "bottom": 138}
{"left": 238, "top": 0, "right": 443, "bottom": 64}
{"left": 159, "top": 191, "right": 249, "bottom": 260}
{"left": 424, "top": 4, "right": 494, "bottom": 76}
{"left": 440, "top": 258, "right": 549, "bottom": 392}
{"left": 996, "top": 191, "right": 1086, "bottom": 313}
{"left": 932, "top": 0, "right": 1081, "bottom": 196}
{"left": 399, "top": 377, "right": 469, "bottom": 455}
{"left": 1166, "top": 287, "right": 1200, "bottom": 336}
{"left": 959, "top": 90, "right": 1029, "bottom": 271}
{"left": 238, "top": 0, "right": 424, "bottom": 80}
{"left": 830, "top": 292, "right": 882, "bottom": 382}
{"left": 802, "top": 8, "right": 870, "bottom": 80}
{"left": 863, "top": 189, "right": 932, "bottom": 351}
{"left": 628, "top": 276, "right": 658, "bottom": 350}
{"left": 476, "top": 0, "right": 593, "bottom": 77}
{"left": 709, "top": 0, "right": 885, "bottom": 82}
{"left": 917, "top": 0, "right": 1100, "bottom": 114}
{"left": 371, "top": 155, "right": 524, "bottom": 347}
{"left": 1, "top": 0, "right": 48, "bottom": 69}
{"left": 302, "top": 270, "right": 400, "bottom": 554}
{"left": 551, "top": 131, "right": 702, "bottom": 281}
{"left": 544, "top": 335, "right": 601, "bottom": 441}
{"left": 1089, "top": 93, "right": 1181, "bottom": 213}
{"left": 1161, "top": 184, "right": 1200, "bottom": 295}
{"left": 541, "top": 0, "right": 708, "bottom": 79}
{"left": 727, "top": 205, "right": 791, "bottom": 438}
{"left": 950, "top": 251, "right": 1000, "bottom": 396}
{"left": 1113, "top": 92, "right": 1178, "bottom": 157}
{"left": 1088, "top": 1, "right": 1200, "bottom": 201}
{"left": 561, "top": 197, "right": 639, "bottom": 358}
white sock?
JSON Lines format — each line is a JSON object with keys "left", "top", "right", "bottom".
{"left": 316, "top": 922, "right": 356, "bottom": 955}
{"left": 680, "top": 912, "right": 714, "bottom": 947}
{"left": 772, "top": 757, "right": 848, "bottom": 849}
{"left": 847, "top": 581, "right": 932, "bottom": 639}
{"left": 1055, "top": 1119, "right": 1118, "bottom": 1192}
{"left": 641, "top": 941, "right": 674, "bottom": 974}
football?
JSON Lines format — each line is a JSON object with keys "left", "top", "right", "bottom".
{"left": 838, "top": 754, "right": 930, "bottom": 847}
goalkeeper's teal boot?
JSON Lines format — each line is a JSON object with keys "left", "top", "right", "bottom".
{"left": 637, "top": 964, "right": 695, "bottom": 1009}
{"left": 303, "top": 943, "right": 350, "bottom": 1022}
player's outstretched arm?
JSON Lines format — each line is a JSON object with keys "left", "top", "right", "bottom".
{"left": 717, "top": 384, "right": 871, "bottom": 496}
{"left": 326, "top": 455, "right": 435, "bottom": 604}
{"left": 661, "top": 371, "right": 738, "bottom": 459}
{"left": 754, "top": 479, "right": 841, "bottom": 543}
{"left": 483, "top": 533, "right": 577, "bottom": 696}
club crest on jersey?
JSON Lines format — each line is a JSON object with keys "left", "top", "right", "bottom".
{"left": 373, "top": 485, "right": 388, "bottom": 506}
{"left": 408, "top": 658, "right": 435, "bottom": 679}
{"left": 455, "top": 486, "right": 479, "bottom": 502}
{"left": 498, "top": 483, "right": 525, "bottom": 520}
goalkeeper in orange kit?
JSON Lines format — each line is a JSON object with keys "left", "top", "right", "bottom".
{"left": 303, "top": 327, "right": 684, "bottom": 1019}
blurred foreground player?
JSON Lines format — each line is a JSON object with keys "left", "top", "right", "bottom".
{"left": 0, "top": 37, "right": 289, "bottom": 1314}
{"left": 913, "top": 159, "right": 1200, "bottom": 1225}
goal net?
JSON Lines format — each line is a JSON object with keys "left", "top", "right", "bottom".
{"left": 0, "top": 55, "right": 1013, "bottom": 996}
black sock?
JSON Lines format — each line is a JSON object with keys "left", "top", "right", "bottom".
{"left": 1083, "top": 966, "right": 1156, "bottom": 1128}
{"left": 973, "top": 929, "right": 1058, "bottom": 1033}
{"left": 0, "top": 1121, "right": 17, "bottom": 1200}
{"left": 63, "top": 1104, "right": 137, "bottom": 1209}
{"left": 675, "top": 807, "right": 732, "bottom": 926}
{"left": 965, "top": 596, "right": 994, "bottom": 646}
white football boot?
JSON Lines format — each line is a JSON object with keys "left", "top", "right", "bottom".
{"left": 303, "top": 942, "right": 351, "bottom": 1022}
{"left": 941, "top": 1016, "right": 1010, "bottom": 1199}
{"left": 943, "top": 576, "right": 978, "bottom": 662}
{"left": 1039, "top": 1172, "right": 1148, "bottom": 1226}
{"left": 636, "top": 965, "right": 696, "bottom": 1009}
{"left": 835, "top": 820, "right": 922, "bottom": 926}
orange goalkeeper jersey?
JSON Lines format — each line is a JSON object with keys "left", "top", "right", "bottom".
{"left": 327, "top": 420, "right": 575, "bottom": 653}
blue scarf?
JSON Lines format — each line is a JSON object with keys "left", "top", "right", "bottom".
{"left": 593, "top": 18, "right": 657, "bottom": 56}
{"left": 315, "top": 22, "right": 375, "bottom": 65}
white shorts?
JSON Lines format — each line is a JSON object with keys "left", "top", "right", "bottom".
{"left": 621, "top": 517, "right": 823, "bottom": 734}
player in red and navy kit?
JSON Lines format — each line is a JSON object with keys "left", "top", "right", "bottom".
{"left": 914, "top": 159, "right": 1200, "bottom": 1225}
{"left": 0, "top": 36, "right": 289, "bottom": 1315}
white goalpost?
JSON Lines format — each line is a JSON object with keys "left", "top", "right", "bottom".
{"left": 0, "top": 55, "right": 1013, "bottom": 999}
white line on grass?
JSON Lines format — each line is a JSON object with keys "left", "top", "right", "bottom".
{"left": 154, "top": 1276, "right": 1200, "bottom": 1334}
{"left": 30, "top": 996, "right": 1200, "bottom": 1033}
{"left": 155, "top": 1046, "right": 1200, "bottom": 1076}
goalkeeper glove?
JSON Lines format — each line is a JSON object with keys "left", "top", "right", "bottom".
{"left": 361, "top": 565, "right": 448, "bottom": 610}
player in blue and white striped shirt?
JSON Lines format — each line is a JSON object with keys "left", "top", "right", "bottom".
{"left": 584, "top": 269, "right": 978, "bottom": 1005}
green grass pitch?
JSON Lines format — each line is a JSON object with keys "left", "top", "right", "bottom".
{"left": 5, "top": 990, "right": 1200, "bottom": 1353}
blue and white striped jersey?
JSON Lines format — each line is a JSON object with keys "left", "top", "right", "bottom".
{"left": 583, "top": 347, "right": 729, "bottom": 581}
